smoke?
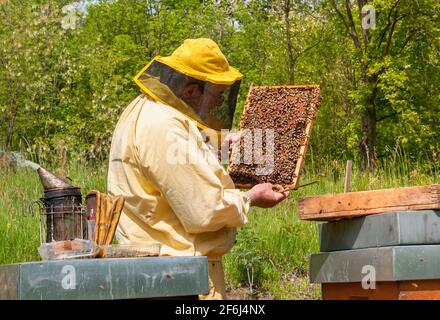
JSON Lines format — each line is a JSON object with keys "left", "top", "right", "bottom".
{"left": 0, "top": 150, "right": 41, "bottom": 170}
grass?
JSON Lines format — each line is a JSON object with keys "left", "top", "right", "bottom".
{"left": 0, "top": 165, "right": 41, "bottom": 264}
{"left": 0, "top": 162, "right": 107, "bottom": 265}
{"left": 0, "top": 153, "right": 439, "bottom": 299}
{"left": 223, "top": 154, "right": 440, "bottom": 300}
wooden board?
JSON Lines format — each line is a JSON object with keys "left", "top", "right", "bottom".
{"left": 228, "top": 85, "right": 321, "bottom": 190}
{"left": 299, "top": 184, "right": 440, "bottom": 221}
{"left": 322, "top": 280, "right": 440, "bottom": 300}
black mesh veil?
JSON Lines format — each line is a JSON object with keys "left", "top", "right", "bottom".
{"left": 136, "top": 61, "right": 241, "bottom": 131}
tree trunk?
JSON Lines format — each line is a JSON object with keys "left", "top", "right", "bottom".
{"left": 359, "top": 91, "right": 377, "bottom": 171}
{"left": 5, "top": 78, "right": 17, "bottom": 152}
{"left": 283, "top": 0, "right": 295, "bottom": 84}
{"left": 358, "top": 69, "right": 378, "bottom": 171}
{"left": 5, "top": 105, "right": 18, "bottom": 152}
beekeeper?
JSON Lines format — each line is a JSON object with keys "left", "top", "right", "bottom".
{"left": 108, "top": 38, "right": 289, "bottom": 299}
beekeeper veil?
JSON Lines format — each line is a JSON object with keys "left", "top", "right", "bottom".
{"left": 134, "top": 38, "right": 243, "bottom": 132}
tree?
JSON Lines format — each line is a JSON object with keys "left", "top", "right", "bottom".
{"left": 0, "top": 1, "right": 69, "bottom": 153}
{"left": 0, "top": 0, "right": 438, "bottom": 170}
{"left": 274, "top": 0, "right": 326, "bottom": 84}
{"left": 327, "top": 0, "right": 440, "bottom": 170}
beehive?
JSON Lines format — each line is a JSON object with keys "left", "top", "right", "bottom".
{"left": 228, "top": 85, "right": 321, "bottom": 189}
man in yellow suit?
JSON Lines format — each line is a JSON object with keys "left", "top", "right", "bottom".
{"left": 108, "top": 38, "right": 289, "bottom": 299}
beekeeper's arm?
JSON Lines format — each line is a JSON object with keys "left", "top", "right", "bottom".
{"left": 137, "top": 116, "right": 251, "bottom": 234}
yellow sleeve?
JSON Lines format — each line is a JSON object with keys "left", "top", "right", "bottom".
{"left": 136, "top": 113, "right": 250, "bottom": 234}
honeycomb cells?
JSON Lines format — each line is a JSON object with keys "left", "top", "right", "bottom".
{"left": 228, "top": 85, "right": 321, "bottom": 188}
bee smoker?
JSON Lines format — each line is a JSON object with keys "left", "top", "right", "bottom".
{"left": 34, "top": 167, "right": 87, "bottom": 243}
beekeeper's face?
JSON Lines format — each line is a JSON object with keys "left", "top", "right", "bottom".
{"left": 181, "top": 83, "right": 227, "bottom": 119}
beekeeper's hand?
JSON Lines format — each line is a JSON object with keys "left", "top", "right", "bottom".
{"left": 245, "top": 183, "right": 289, "bottom": 208}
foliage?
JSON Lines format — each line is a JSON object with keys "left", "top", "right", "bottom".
{"left": 0, "top": 0, "right": 438, "bottom": 168}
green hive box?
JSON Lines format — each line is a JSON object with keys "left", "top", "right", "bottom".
{"left": 309, "top": 245, "right": 440, "bottom": 284}
{"left": 318, "top": 210, "right": 440, "bottom": 252}
{"left": 0, "top": 256, "right": 208, "bottom": 300}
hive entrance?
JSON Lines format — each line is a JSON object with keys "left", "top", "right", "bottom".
{"left": 228, "top": 85, "right": 321, "bottom": 189}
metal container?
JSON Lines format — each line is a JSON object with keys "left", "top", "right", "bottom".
{"left": 41, "top": 187, "right": 86, "bottom": 242}
{"left": 32, "top": 167, "right": 87, "bottom": 243}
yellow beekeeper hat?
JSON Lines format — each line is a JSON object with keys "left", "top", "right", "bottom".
{"left": 150, "top": 38, "right": 243, "bottom": 85}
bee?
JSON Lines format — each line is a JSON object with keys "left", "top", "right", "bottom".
{"left": 229, "top": 85, "right": 321, "bottom": 189}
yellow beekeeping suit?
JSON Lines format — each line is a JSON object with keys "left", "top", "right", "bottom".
{"left": 108, "top": 95, "right": 251, "bottom": 299}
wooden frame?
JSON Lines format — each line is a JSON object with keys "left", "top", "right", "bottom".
{"left": 228, "top": 84, "right": 320, "bottom": 190}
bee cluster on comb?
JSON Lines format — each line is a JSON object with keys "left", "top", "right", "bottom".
{"left": 228, "top": 85, "right": 321, "bottom": 190}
